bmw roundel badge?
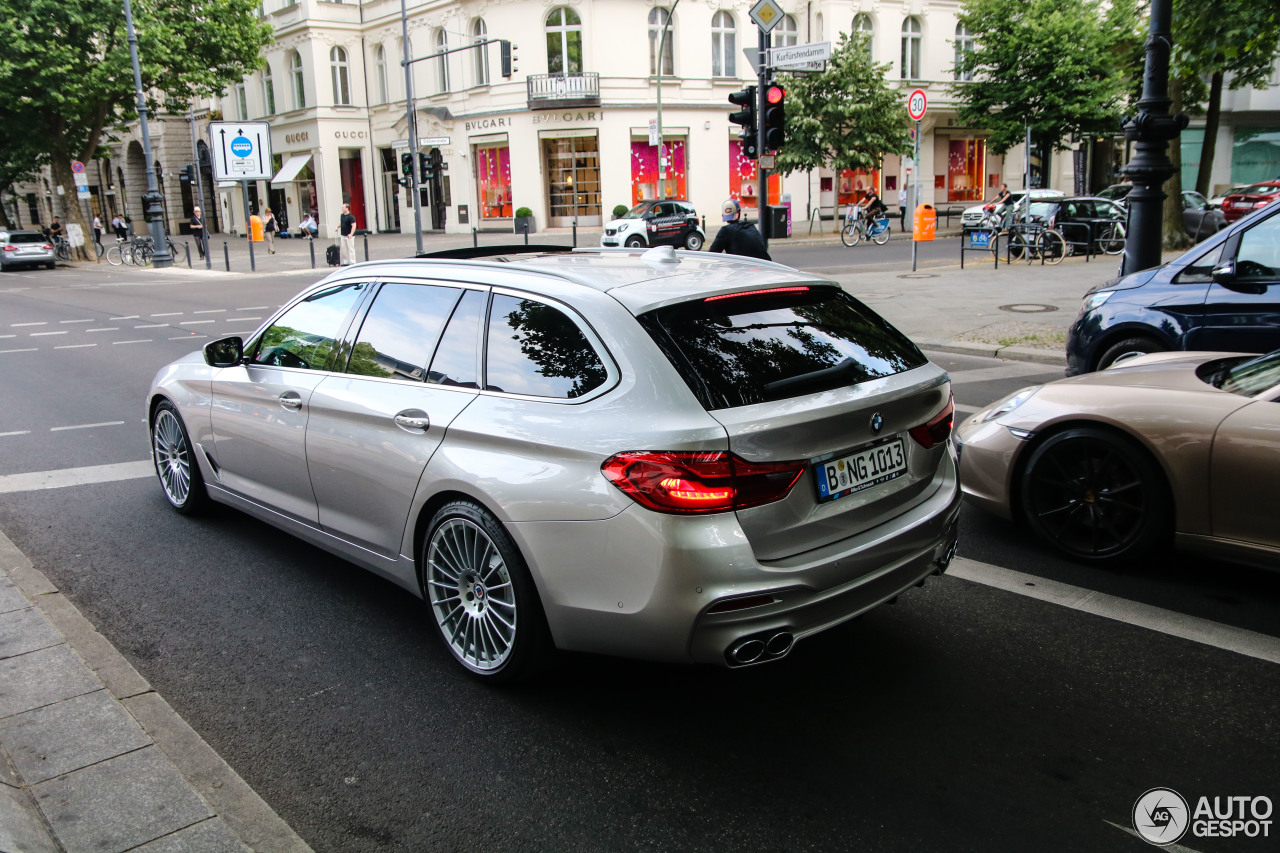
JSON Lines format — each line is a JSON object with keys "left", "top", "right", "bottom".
{"left": 870, "top": 412, "right": 884, "bottom": 434}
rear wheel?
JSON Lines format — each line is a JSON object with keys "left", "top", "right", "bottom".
{"left": 1039, "top": 229, "right": 1066, "bottom": 265}
{"left": 151, "top": 401, "right": 208, "bottom": 515}
{"left": 1097, "top": 222, "right": 1126, "bottom": 255}
{"left": 423, "top": 501, "right": 552, "bottom": 683}
{"left": 1007, "top": 230, "right": 1032, "bottom": 261}
{"left": 106, "top": 245, "right": 123, "bottom": 266}
{"left": 871, "top": 223, "right": 890, "bottom": 245}
{"left": 1096, "top": 335, "right": 1166, "bottom": 371}
{"left": 841, "top": 223, "right": 861, "bottom": 246}
{"left": 1020, "top": 427, "right": 1168, "bottom": 565}
{"left": 684, "top": 231, "right": 704, "bottom": 251}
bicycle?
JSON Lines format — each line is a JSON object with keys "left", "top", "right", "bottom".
{"left": 1095, "top": 221, "right": 1126, "bottom": 255}
{"left": 840, "top": 205, "right": 892, "bottom": 246}
{"left": 1006, "top": 221, "right": 1066, "bottom": 265}
{"left": 52, "top": 237, "right": 72, "bottom": 263}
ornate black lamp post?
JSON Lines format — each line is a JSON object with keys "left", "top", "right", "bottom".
{"left": 123, "top": 0, "right": 173, "bottom": 267}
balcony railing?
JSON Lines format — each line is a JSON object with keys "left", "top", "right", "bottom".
{"left": 527, "top": 72, "right": 600, "bottom": 109}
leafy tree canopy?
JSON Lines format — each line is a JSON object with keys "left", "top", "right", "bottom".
{"left": 773, "top": 33, "right": 911, "bottom": 176}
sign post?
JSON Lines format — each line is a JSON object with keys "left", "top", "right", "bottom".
{"left": 208, "top": 121, "right": 272, "bottom": 272}
{"left": 906, "top": 88, "right": 927, "bottom": 271}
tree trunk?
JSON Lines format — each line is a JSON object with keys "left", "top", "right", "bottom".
{"left": 0, "top": 190, "right": 13, "bottom": 230}
{"left": 49, "top": 146, "right": 94, "bottom": 261}
{"left": 1163, "top": 75, "right": 1192, "bottom": 250}
{"left": 1195, "top": 70, "right": 1224, "bottom": 197}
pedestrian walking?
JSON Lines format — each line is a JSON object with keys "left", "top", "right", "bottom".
{"left": 338, "top": 203, "right": 357, "bottom": 265}
{"left": 898, "top": 186, "right": 908, "bottom": 231}
{"left": 708, "top": 198, "right": 770, "bottom": 261}
{"left": 112, "top": 215, "right": 127, "bottom": 240}
{"left": 262, "top": 208, "right": 278, "bottom": 254}
{"left": 91, "top": 214, "right": 103, "bottom": 248}
{"left": 190, "top": 207, "right": 206, "bottom": 259}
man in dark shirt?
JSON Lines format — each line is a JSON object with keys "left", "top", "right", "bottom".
{"left": 338, "top": 203, "right": 357, "bottom": 265}
{"left": 708, "top": 198, "right": 771, "bottom": 260}
{"left": 190, "top": 207, "right": 206, "bottom": 259}
{"left": 48, "top": 217, "right": 64, "bottom": 242}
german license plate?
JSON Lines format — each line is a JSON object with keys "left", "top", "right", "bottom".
{"left": 815, "top": 436, "right": 907, "bottom": 502}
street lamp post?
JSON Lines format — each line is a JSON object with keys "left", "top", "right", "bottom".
{"left": 654, "top": 0, "right": 680, "bottom": 197}
{"left": 1120, "top": 0, "right": 1187, "bottom": 275}
{"left": 122, "top": 0, "right": 172, "bottom": 267}
{"left": 401, "top": 0, "right": 424, "bottom": 256}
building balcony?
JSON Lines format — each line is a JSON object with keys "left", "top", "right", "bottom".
{"left": 527, "top": 73, "right": 600, "bottom": 110}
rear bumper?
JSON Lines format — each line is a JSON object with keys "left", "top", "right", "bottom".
{"left": 509, "top": 456, "right": 962, "bottom": 666}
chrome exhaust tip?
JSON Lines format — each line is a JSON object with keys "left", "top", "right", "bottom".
{"left": 935, "top": 528, "right": 960, "bottom": 574}
{"left": 728, "top": 639, "right": 766, "bottom": 665}
{"left": 765, "top": 631, "right": 794, "bottom": 657}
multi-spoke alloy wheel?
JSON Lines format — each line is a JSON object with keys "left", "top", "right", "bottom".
{"left": 424, "top": 501, "right": 550, "bottom": 681}
{"left": 1020, "top": 428, "right": 1168, "bottom": 564}
{"left": 151, "top": 402, "right": 207, "bottom": 514}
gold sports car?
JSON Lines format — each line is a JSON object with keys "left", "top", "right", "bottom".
{"left": 955, "top": 350, "right": 1280, "bottom": 566}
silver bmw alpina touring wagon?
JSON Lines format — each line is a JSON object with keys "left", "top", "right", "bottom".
{"left": 148, "top": 246, "right": 959, "bottom": 681}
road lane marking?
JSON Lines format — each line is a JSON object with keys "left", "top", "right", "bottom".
{"left": 87, "top": 328, "right": 119, "bottom": 332}
{"left": 0, "top": 349, "right": 37, "bottom": 354}
{"left": 0, "top": 460, "right": 153, "bottom": 494}
{"left": 193, "top": 309, "right": 226, "bottom": 314}
{"left": 180, "top": 320, "right": 215, "bottom": 325}
{"left": 29, "top": 331, "right": 68, "bottom": 336}
{"left": 170, "top": 335, "right": 207, "bottom": 340}
{"left": 54, "top": 344, "right": 97, "bottom": 350}
{"left": 11, "top": 322, "right": 47, "bottom": 327}
{"left": 59, "top": 319, "right": 94, "bottom": 324}
{"left": 150, "top": 312, "right": 183, "bottom": 317}
{"left": 948, "top": 557, "right": 1280, "bottom": 666}
{"left": 0, "top": 431, "right": 31, "bottom": 438}
{"left": 237, "top": 306, "right": 269, "bottom": 311}
{"left": 112, "top": 340, "right": 151, "bottom": 345}
{"left": 50, "top": 421, "right": 126, "bottom": 432}
{"left": 110, "top": 315, "right": 139, "bottom": 320}
{"left": 134, "top": 323, "right": 168, "bottom": 328}
{"left": 0, "top": 335, "right": 15, "bottom": 339}
{"left": 224, "top": 317, "right": 261, "bottom": 322}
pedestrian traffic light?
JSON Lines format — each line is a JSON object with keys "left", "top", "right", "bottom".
{"left": 401, "top": 152, "right": 413, "bottom": 177}
{"left": 500, "top": 40, "right": 517, "bottom": 78}
{"left": 418, "top": 151, "right": 432, "bottom": 181}
{"left": 179, "top": 164, "right": 195, "bottom": 184}
{"left": 728, "top": 86, "right": 758, "bottom": 159}
{"left": 762, "top": 82, "right": 786, "bottom": 150}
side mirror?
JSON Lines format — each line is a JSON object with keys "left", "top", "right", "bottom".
{"left": 1212, "top": 262, "right": 1267, "bottom": 294}
{"left": 1210, "top": 262, "right": 1235, "bottom": 284}
{"left": 203, "top": 336, "right": 244, "bottom": 367}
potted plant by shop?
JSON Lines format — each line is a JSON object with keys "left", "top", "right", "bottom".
{"left": 514, "top": 207, "right": 535, "bottom": 235}
{"left": 612, "top": 204, "right": 629, "bottom": 219}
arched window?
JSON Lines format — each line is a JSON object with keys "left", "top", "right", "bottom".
{"left": 234, "top": 82, "right": 248, "bottom": 120}
{"left": 472, "top": 19, "right": 490, "bottom": 86}
{"left": 262, "top": 63, "right": 275, "bottom": 115}
{"left": 852, "top": 14, "right": 874, "bottom": 55}
{"left": 546, "top": 7, "right": 582, "bottom": 75}
{"left": 290, "top": 51, "right": 305, "bottom": 109}
{"left": 776, "top": 14, "right": 798, "bottom": 48}
{"left": 330, "top": 46, "right": 350, "bottom": 105}
{"left": 375, "top": 45, "right": 388, "bottom": 103}
{"left": 711, "top": 11, "right": 736, "bottom": 77}
{"left": 648, "top": 8, "right": 674, "bottom": 76}
{"left": 953, "top": 24, "right": 975, "bottom": 81}
{"left": 900, "top": 17, "right": 922, "bottom": 80}
{"left": 434, "top": 29, "right": 450, "bottom": 93}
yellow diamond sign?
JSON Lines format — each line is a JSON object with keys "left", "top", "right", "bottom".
{"left": 749, "top": 0, "right": 785, "bottom": 33}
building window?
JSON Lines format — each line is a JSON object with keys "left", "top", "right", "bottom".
{"left": 331, "top": 46, "right": 351, "bottom": 105}
{"left": 262, "top": 63, "right": 276, "bottom": 114}
{"left": 375, "top": 45, "right": 388, "bottom": 103}
{"left": 434, "top": 29, "right": 450, "bottom": 93}
{"left": 711, "top": 12, "right": 736, "bottom": 77}
{"left": 290, "top": 51, "right": 305, "bottom": 109}
{"left": 901, "top": 17, "right": 922, "bottom": 80}
{"left": 476, "top": 143, "right": 511, "bottom": 219}
{"left": 776, "top": 14, "right": 797, "bottom": 48}
{"left": 234, "top": 83, "right": 248, "bottom": 120}
{"left": 953, "top": 24, "right": 975, "bottom": 81}
{"left": 815, "top": 12, "right": 823, "bottom": 41}
{"left": 546, "top": 7, "right": 582, "bottom": 75}
{"left": 853, "top": 14, "right": 874, "bottom": 56}
{"left": 648, "top": 8, "right": 674, "bottom": 76}
{"left": 472, "top": 19, "right": 490, "bottom": 86}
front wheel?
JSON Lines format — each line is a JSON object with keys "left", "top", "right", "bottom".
{"left": 841, "top": 223, "right": 861, "bottom": 247}
{"left": 423, "top": 501, "right": 552, "bottom": 683}
{"left": 1096, "top": 335, "right": 1166, "bottom": 371}
{"left": 151, "top": 401, "right": 208, "bottom": 515}
{"left": 55, "top": 244, "right": 71, "bottom": 262}
{"left": 1020, "top": 428, "right": 1168, "bottom": 565}
{"left": 1097, "top": 222, "right": 1126, "bottom": 255}
{"left": 1007, "top": 230, "right": 1031, "bottom": 261}
{"left": 106, "top": 245, "right": 123, "bottom": 266}
{"left": 684, "top": 231, "right": 704, "bottom": 251}
{"left": 1038, "top": 229, "right": 1066, "bottom": 265}
{"left": 624, "top": 236, "right": 645, "bottom": 248}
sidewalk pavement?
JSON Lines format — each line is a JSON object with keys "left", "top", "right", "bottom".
{"left": 0, "top": 529, "right": 312, "bottom": 853}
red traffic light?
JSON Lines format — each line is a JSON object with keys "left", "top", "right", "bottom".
{"left": 766, "top": 85, "right": 785, "bottom": 104}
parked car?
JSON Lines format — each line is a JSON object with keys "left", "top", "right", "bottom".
{"left": 0, "top": 230, "right": 56, "bottom": 270}
{"left": 601, "top": 200, "right": 705, "bottom": 250}
{"left": 1065, "top": 198, "right": 1280, "bottom": 374}
{"left": 148, "top": 247, "right": 960, "bottom": 681}
{"left": 1208, "top": 185, "right": 1250, "bottom": 210}
{"left": 956, "top": 348, "right": 1280, "bottom": 567}
{"left": 1094, "top": 183, "right": 1133, "bottom": 205}
{"left": 1089, "top": 186, "right": 1226, "bottom": 240}
{"left": 960, "top": 189, "right": 1064, "bottom": 228}
{"left": 1220, "top": 180, "right": 1280, "bottom": 223}
{"left": 1024, "top": 197, "right": 1127, "bottom": 255}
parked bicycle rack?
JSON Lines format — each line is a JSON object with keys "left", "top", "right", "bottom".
{"left": 960, "top": 227, "right": 1000, "bottom": 269}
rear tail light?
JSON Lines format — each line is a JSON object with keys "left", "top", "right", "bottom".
{"left": 705, "top": 286, "right": 809, "bottom": 303}
{"left": 601, "top": 451, "right": 805, "bottom": 514}
{"left": 909, "top": 393, "right": 955, "bottom": 449}
{"left": 1, "top": 246, "right": 15, "bottom": 252}
{"left": 42, "top": 243, "right": 53, "bottom": 250}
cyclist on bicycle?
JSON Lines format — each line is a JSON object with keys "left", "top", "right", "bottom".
{"left": 991, "top": 183, "right": 1014, "bottom": 228}
{"left": 860, "top": 188, "right": 888, "bottom": 221}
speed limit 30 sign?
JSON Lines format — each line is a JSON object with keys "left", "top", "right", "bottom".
{"left": 907, "top": 88, "right": 928, "bottom": 121}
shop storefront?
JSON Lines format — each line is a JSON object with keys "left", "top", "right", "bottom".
{"left": 630, "top": 132, "right": 687, "bottom": 205}
{"left": 541, "top": 131, "right": 602, "bottom": 226}
{"left": 945, "top": 138, "right": 986, "bottom": 202}
{"left": 728, "top": 139, "right": 779, "bottom": 210}
{"left": 474, "top": 136, "right": 512, "bottom": 221}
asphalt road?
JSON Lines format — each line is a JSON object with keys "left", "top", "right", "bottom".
{"left": 1, "top": 261, "right": 1276, "bottom": 852}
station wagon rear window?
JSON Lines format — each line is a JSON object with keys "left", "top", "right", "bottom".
{"left": 641, "top": 285, "right": 926, "bottom": 410}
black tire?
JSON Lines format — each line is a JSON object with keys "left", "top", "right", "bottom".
{"left": 1097, "top": 222, "right": 1125, "bottom": 255}
{"left": 624, "top": 236, "right": 645, "bottom": 248}
{"left": 150, "top": 401, "right": 208, "bottom": 515}
{"left": 422, "top": 500, "right": 552, "bottom": 683}
{"left": 1096, "top": 335, "right": 1166, "bottom": 371}
{"left": 840, "top": 223, "right": 861, "bottom": 247}
{"left": 1007, "top": 229, "right": 1032, "bottom": 261}
{"left": 1039, "top": 229, "right": 1066, "bottom": 265}
{"left": 1019, "top": 427, "right": 1169, "bottom": 565}
{"left": 47, "top": 262, "right": 56, "bottom": 270}
{"left": 684, "top": 231, "right": 704, "bottom": 251}
{"left": 872, "top": 223, "right": 891, "bottom": 245}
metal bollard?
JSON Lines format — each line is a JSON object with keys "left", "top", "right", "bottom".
{"left": 363, "top": 233, "right": 369, "bottom": 262}
{"left": 223, "top": 241, "right": 230, "bottom": 271}
{"left": 472, "top": 227, "right": 478, "bottom": 248}
{"left": 572, "top": 220, "right": 578, "bottom": 247}
{"left": 184, "top": 243, "right": 191, "bottom": 268}
{"left": 309, "top": 238, "right": 316, "bottom": 268}
{"left": 523, "top": 229, "right": 529, "bottom": 246}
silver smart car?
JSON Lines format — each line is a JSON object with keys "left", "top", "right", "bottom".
{"left": 148, "top": 247, "right": 960, "bottom": 681}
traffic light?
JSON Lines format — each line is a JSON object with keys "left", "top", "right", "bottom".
{"left": 398, "top": 152, "right": 413, "bottom": 187}
{"left": 500, "top": 40, "right": 517, "bottom": 78}
{"left": 728, "top": 86, "right": 758, "bottom": 159}
{"left": 418, "top": 151, "right": 432, "bottom": 181}
{"left": 179, "top": 164, "right": 195, "bottom": 184}
{"left": 762, "top": 82, "right": 786, "bottom": 150}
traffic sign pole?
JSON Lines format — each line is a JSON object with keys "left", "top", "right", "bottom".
{"left": 906, "top": 89, "right": 927, "bottom": 272}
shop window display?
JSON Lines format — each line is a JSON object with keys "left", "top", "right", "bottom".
{"left": 631, "top": 140, "right": 686, "bottom": 205}
{"left": 477, "top": 145, "right": 512, "bottom": 219}
{"left": 728, "top": 140, "right": 780, "bottom": 210}
{"left": 947, "top": 138, "right": 986, "bottom": 201}
{"left": 836, "top": 168, "right": 880, "bottom": 209}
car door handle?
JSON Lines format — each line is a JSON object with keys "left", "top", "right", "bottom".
{"left": 279, "top": 392, "right": 303, "bottom": 411}
{"left": 393, "top": 411, "right": 429, "bottom": 432}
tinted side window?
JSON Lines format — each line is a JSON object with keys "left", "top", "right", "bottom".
{"left": 1175, "top": 244, "right": 1225, "bottom": 284}
{"left": 642, "top": 286, "right": 927, "bottom": 410}
{"left": 344, "top": 283, "right": 461, "bottom": 381}
{"left": 427, "top": 289, "right": 486, "bottom": 388}
{"left": 485, "top": 294, "right": 607, "bottom": 398}
{"left": 253, "top": 282, "right": 366, "bottom": 370}
{"left": 1236, "top": 215, "right": 1280, "bottom": 282}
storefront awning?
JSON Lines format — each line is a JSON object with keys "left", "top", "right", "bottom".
{"left": 271, "top": 154, "right": 313, "bottom": 186}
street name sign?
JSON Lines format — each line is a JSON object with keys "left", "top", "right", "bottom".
{"left": 208, "top": 121, "right": 273, "bottom": 182}
{"left": 770, "top": 41, "right": 830, "bottom": 69}
{"left": 749, "top": 0, "right": 785, "bottom": 33}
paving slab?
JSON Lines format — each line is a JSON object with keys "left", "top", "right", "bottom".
{"left": 0, "top": 690, "right": 152, "bottom": 785}
{"left": 0, "top": 607, "right": 63, "bottom": 660}
{"left": 0, "top": 782, "right": 59, "bottom": 853}
{"left": 132, "top": 817, "right": 250, "bottom": 853}
{"left": 0, "top": 645, "right": 99, "bottom": 719}
{"left": 0, "top": 578, "right": 31, "bottom": 616}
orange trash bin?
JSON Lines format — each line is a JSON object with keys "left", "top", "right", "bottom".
{"left": 913, "top": 204, "right": 936, "bottom": 241}
{"left": 249, "top": 214, "right": 264, "bottom": 242}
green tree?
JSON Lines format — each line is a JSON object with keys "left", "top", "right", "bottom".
{"left": 773, "top": 33, "right": 911, "bottom": 178}
{"left": 951, "top": 0, "right": 1130, "bottom": 167}
{"left": 0, "top": 0, "right": 272, "bottom": 240}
